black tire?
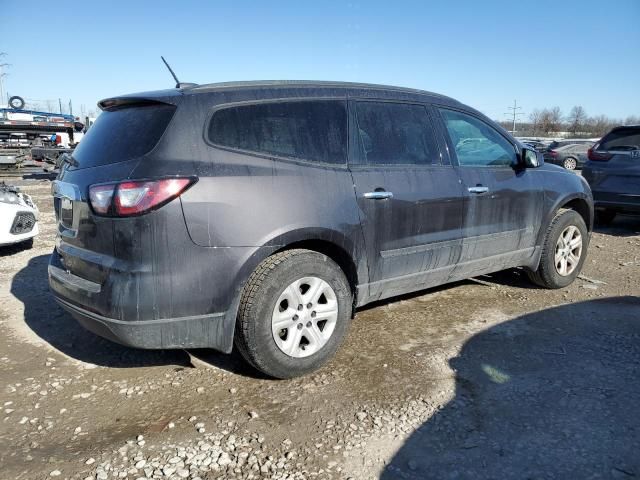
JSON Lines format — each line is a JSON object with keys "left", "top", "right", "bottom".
{"left": 234, "top": 249, "right": 352, "bottom": 379}
{"left": 563, "top": 157, "right": 578, "bottom": 170}
{"left": 9, "top": 96, "right": 25, "bottom": 110}
{"left": 527, "top": 209, "right": 588, "bottom": 289}
{"left": 594, "top": 209, "right": 616, "bottom": 226}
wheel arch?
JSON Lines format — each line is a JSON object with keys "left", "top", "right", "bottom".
{"left": 532, "top": 193, "right": 593, "bottom": 271}
{"left": 560, "top": 197, "right": 593, "bottom": 232}
{"left": 272, "top": 239, "right": 360, "bottom": 299}
{"left": 223, "top": 228, "right": 366, "bottom": 348}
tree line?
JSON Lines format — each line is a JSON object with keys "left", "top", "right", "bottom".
{"left": 498, "top": 106, "right": 639, "bottom": 138}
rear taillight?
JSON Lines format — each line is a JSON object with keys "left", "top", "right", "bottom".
{"left": 549, "top": 150, "right": 558, "bottom": 157}
{"left": 587, "top": 147, "right": 612, "bottom": 161}
{"left": 89, "top": 177, "right": 196, "bottom": 217}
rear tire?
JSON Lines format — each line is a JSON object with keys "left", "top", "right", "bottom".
{"left": 594, "top": 209, "right": 616, "bottom": 226}
{"left": 234, "top": 249, "right": 352, "bottom": 379}
{"left": 527, "top": 209, "right": 588, "bottom": 289}
{"left": 563, "top": 157, "right": 578, "bottom": 170}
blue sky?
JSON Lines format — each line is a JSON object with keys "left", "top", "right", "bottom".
{"left": 2, "top": 0, "right": 639, "bottom": 120}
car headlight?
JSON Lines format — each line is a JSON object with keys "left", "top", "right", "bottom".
{"left": 0, "top": 192, "right": 20, "bottom": 204}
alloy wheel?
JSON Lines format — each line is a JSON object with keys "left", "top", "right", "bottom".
{"left": 271, "top": 277, "right": 338, "bottom": 358}
{"left": 554, "top": 225, "right": 582, "bottom": 276}
{"left": 564, "top": 158, "right": 577, "bottom": 170}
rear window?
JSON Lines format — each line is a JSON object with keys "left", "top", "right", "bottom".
{"left": 72, "top": 104, "right": 176, "bottom": 168}
{"left": 208, "top": 100, "right": 347, "bottom": 164}
{"left": 355, "top": 102, "right": 439, "bottom": 165}
{"left": 599, "top": 127, "right": 640, "bottom": 151}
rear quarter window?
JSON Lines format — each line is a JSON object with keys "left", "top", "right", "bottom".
{"left": 72, "top": 104, "right": 176, "bottom": 168}
{"left": 208, "top": 100, "right": 347, "bottom": 165}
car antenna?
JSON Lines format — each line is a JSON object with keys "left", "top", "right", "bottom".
{"left": 161, "top": 56, "right": 197, "bottom": 89}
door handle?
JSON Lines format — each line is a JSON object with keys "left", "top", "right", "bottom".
{"left": 363, "top": 191, "right": 394, "bottom": 200}
{"left": 468, "top": 186, "right": 489, "bottom": 194}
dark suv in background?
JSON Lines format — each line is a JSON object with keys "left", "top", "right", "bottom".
{"left": 583, "top": 125, "right": 640, "bottom": 224}
{"left": 49, "top": 81, "right": 593, "bottom": 378}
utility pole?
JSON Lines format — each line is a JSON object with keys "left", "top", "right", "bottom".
{"left": 59, "top": 98, "right": 62, "bottom": 114}
{"left": 0, "top": 66, "right": 4, "bottom": 106}
{"left": 0, "top": 64, "right": 8, "bottom": 107}
{"left": 505, "top": 99, "right": 525, "bottom": 134}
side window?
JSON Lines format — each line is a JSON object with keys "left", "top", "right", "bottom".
{"left": 439, "top": 109, "right": 516, "bottom": 167}
{"left": 208, "top": 100, "right": 347, "bottom": 164}
{"left": 354, "top": 102, "right": 439, "bottom": 165}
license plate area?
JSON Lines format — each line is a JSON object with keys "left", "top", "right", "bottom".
{"left": 60, "top": 197, "right": 73, "bottom": 228}
{"left": 52, "top": 180, "right": 81, "bottom": 237}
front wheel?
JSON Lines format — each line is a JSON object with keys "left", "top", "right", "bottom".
{"left": 527, "top": 209, "right": 588, "bottom": 289}
{"left": 234, "top": 249, "right": 352, "bottom": 379}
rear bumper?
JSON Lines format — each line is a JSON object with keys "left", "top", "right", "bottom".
{"left": 47, "top": 239, "right": 271, "bottom": 352}
{"left": 593, "top": 192, "right": 640, "bottom": 213}
{"left": 53, "top": 294, "right": 233, "bottom": 350}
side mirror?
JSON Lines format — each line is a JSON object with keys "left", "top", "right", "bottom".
{"left": 522, "top": 147, "right": 542, "bottom": 168}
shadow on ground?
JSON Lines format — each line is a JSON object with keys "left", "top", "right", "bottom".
{"left": 187, "top": 348, "right": 271, "bottom": 379}
{"left": 11, "top": 254, "right": 192, "bottom": 368}
{"left": 594, "top": 214, "right": 640, "bottom": 237}
{"left": 381, "top": 296, "right": 640, "bottom": 479}
{"left": 0, "top": 239, "right": 34, "bottom": 257}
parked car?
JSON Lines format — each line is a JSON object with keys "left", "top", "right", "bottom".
{"left": 48, "top": 81, "right": 593, "bottom": 378}
{"left": 545, "top": 139, "right": 594, "bottom": 152}
{"left": 583, "top": 125, "right": 640, "bottom": 224}
{"left": 0, "top": 182, "right": 39, "bottom": 247}
{"left": 544, "top": 142, "right": 594, "bottom": 170}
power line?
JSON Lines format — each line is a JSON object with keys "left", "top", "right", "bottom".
{"left": 504, "top": 100, "right": 525, "bottom": 134}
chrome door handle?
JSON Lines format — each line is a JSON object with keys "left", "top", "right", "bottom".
{"left": 363, "top": 191, "right": 394, "bottom": 200}
{"left": 468, "top": 186, "right": 489, "bottom": 194}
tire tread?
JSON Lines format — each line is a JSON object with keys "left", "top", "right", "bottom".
{"left": 527, "top": 209, "right": 587, "bottom": 288}
{"left": 235, "top": 249, "right": 349, "bottom": 378}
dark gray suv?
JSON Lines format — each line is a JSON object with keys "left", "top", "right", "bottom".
{"left": 583, "top": 125, "right": 640, "bottom": 224}
{"left": 49, "top": 81, "right": 593, "bottom": 378}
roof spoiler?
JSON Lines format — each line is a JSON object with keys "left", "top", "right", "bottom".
{"left": 97, "top": 97, "right": 175, "bottom": 112}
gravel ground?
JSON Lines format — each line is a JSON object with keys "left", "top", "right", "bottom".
{"left": 1, "top": 178, "right": 639, "bottom": 480}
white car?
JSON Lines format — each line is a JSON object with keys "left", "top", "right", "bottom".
{"left": 0, "top": 183, "right": 39, "bottom": 247}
